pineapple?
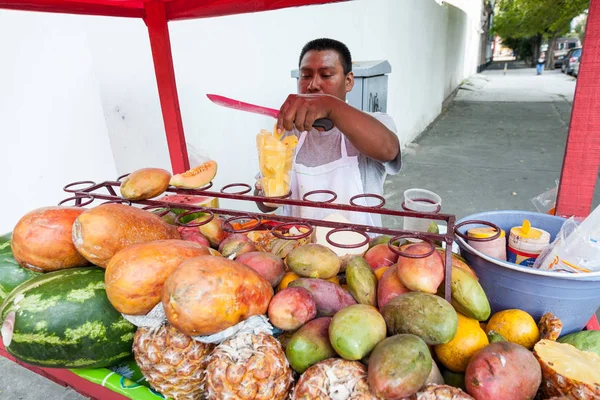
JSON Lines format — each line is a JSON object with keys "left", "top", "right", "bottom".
{"left": 204, "top": 332, "right": 293, "bottom": 399}
{"left": 256, "top": 126, "right": 298, "bottom": 197}
{"left": 410, "top": 384, "right": 474, "bottom": 399}
{"left": 133, "top": 324, "right": 215, "bottom": 400}
{"left": 539, "top": 312, "right": 563, "bottom": 341}
{"left": 292, "top": 358, "right": 378, "bottom": 400}
{"left": 534, "top": 339, "right": 600, "bottom": 399}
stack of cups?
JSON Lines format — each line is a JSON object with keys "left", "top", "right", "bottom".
{"left": 402, "top": 188, "right": 442, "bottom": 242}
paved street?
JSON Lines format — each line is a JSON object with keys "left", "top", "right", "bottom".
{"left": 383, "top": 66, "right": 599, "bottom": 228}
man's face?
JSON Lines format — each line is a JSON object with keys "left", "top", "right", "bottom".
{"left": 298, "top": 50, "right": 354, "bottom": 100}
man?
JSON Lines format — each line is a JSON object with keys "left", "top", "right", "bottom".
{"left": 257, "top": 38, "right": 401, "bottom": 227}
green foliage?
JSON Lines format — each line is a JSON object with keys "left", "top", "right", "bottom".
{"left": 493, "top": 0, "right": 589, "bottom": 40}
{"left": 501, "top": 37, "right": 534, "bottom": 61}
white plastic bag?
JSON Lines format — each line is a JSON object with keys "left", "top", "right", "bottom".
{"left": 534, "top": 205, "right": 600, "bottom": 273}
{"left": 122, "top": 303, "right": 275, "bottom": 344}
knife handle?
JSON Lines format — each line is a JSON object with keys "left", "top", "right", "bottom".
{"left": 313, "top": 118, "right": 334, "bottom": 131}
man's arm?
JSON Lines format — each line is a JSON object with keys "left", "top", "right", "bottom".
{"left": 277, "top": 94, "right": 400, "bottom": 162}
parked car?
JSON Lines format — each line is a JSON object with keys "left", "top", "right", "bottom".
{"left": 573, "top": 59, "right": 580, "bottom": 77}
{"left": 552, "top": 38, "right": 580, "bottom": 68}
{"left": 561, "top": 47, "right": 582, "bottom": 74}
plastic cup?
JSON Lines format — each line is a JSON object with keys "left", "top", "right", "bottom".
{"left": 402, "top": 188, "right": 442, "bottom": 238}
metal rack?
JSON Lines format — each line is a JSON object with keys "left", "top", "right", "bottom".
{"left": 60, "top": 177, "right": 457, "bottom": 301}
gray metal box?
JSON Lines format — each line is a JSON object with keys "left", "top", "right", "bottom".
{"left": 291, "top": 60, "right": 391, "bottom": 113}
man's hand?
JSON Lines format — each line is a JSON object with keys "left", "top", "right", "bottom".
{"left": 277, "top": 94, "right": 340, "bottom": 133}
{"left": 277, "top": 93, "right": 400, "bottom": 163}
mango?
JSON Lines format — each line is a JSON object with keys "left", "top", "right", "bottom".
{"left": 367, "top": 334, "right": 432, "bottom": 399}
{"left": 487, "top": 330, "right": 508, "bottom": 343}
{"left": 364, "top": 244, "right": 399, "bottom": 269}
{"left": 267, "top": 287, "right": 316, "bottom": 331}
{"left": 377, "top": 264, "right": 409, "bottom": 309}
{"left": 286, "top": 244, "right": 341, "bottom": 279}
{"left": 382, "top": 292, "right": 458, "bottom": 345}
{"left": 439, "top": 266, "right": 491, "bottom": 321}
{"left": 218, "top": 233, "right": 256, "bottom": 259}
{"left": 557, "top": 330, "right": 600, "bottom": 356}
{"left": 426, "top": 360, "right": 445, "bottom": 385}
{"left": 396, "top": 243, "right": 444, "bottom": 293}
{"left": 345, "top": 256, "right": 378, "bottom": 306}
{"left": 119, "top": 167, "right": 171, "bottom": 201}
{"left": 237, "top": 251, "right": 285, "bottom": 287}
{"left": 285, "top": 317, "right": 336, "bottom": 373}
{"left": 288, "top": 278, "right": 356, "bottom": 317}
{"left": 368, "top": 235, "right": 392, "bottom": 248}
{"left": 328, "top": 304, "right": 386, "bottom": 360}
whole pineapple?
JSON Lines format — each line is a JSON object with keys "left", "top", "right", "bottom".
{"left": 133, "top": 324, "right": 215, "bottom": 400}
{"left": 410, "top": 384, "right": 474, "bottom": 399}
{"left": 538, "top": 312, "right": 563, "bottom": 341}
{"left": 292, "top": 358, "right": 378, "bottom": 400}
{"left": 204, "top": 332, "right": 294, "bottom": 399}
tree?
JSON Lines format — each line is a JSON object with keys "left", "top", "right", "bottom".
{"left": 573, "top": 13, "right": 588, "bottom": 44}
{"left": 493, "top": 0, "right": 589, "bottom": 68}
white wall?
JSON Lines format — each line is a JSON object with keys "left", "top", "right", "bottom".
{"left": 84, "top": 0, "right": 474, "bottom": 211}
{"left": 0, "top": 0, "right": 479, "bottom": 224}
{"left": 0, "top": 11, "right": 118, "bottom": 234}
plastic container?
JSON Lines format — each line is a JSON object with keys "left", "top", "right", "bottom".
{"left": 507, "top": 219, "right": 551, "bottom": 267}
{"left": 467, "top": 227, "right": 507, "bottom": 261}
{"left": 455, "top": 210, "right": 600, "bottom": 335}
{"left": 402, "top": 189, "right": 441, "bottom": 236}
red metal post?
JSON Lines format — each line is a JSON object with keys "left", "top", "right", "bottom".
{"left": 556, "top": 0, "right": 600, "bottom": 218}
{"left": 144, "top": 0, "right": 190, "bottom": 174}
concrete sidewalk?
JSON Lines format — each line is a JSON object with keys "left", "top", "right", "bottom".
{"left": 383, "top": 67, "right": 600, "bottom": 228}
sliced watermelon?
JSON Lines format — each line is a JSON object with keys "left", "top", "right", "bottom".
{"left": 159, "top": 194, "right": 219, "bottom": 224}
{"left": 0, "top": 267, "right": 135, "bottom": 369}
{"left": 0, "top": 233, "right": 40, "bottom": 301}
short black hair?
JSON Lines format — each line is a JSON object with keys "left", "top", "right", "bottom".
{"left": 299, "top": 38, "right": 352, "bottom": 75}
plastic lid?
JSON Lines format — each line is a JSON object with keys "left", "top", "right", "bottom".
{"left": 468, "top": 227, "right": 506, "bottom": 239}
{"left": 511, "top": 219, "right": 543, "bottom": 239}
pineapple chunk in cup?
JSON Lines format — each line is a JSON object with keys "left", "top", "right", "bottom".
{"left": 256, "top": 127, "right": 298, "bottom": 208}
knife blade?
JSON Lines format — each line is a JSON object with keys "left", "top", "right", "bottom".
{"left": 207, "top": 94, "right": 334, "bottom": 131}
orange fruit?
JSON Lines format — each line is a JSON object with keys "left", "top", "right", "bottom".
{"left": 485, "top": 309, "right": 540, "bottom": 350}
{"left": 434, "top": 313, "right": 489, "bottom": 372}
{"left": 374, "top": 266, "right": 389, "bottom": 280}
{"left": 277, "top": 272, "right": 301, "bottom": 292}
{"left": 327, "top": 275, "right": 340, "bottom": 285}
{"left": 277, "top": 271, "right": 339, "bottom": 292}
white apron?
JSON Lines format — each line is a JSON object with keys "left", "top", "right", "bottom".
{"left": 282, "top": 131, "right": 382, "bottom": 227}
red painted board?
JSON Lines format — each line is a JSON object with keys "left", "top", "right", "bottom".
{"left": 144, "top": 0, "right": 190, "bottom": 174}
{"left": 556, "top": 0, "right": 600, "bottom": 218}
{"left": 166, "top": 0, "right": 348, "bottom": 21}
{"left": 0, "top": 0, "right": 144, "bottom": 18}
{"left": 0, "top": 342, "right": 129, "bottom": 400}
{"left": 0, "top": 0, "right": 348, "bottom": 21}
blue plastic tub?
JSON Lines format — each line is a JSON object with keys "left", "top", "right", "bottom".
{"left": 455, "top": 210, "right": 600, "bottom": 335}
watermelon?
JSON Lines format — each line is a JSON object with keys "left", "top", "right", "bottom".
{"left": 159, "top": 194, "right": 219, "bottom": 224}
{"left": 0, "top": 233, "right": 40, "bottom": 301}
{"left": 0, "top": 267, "right": 136, "bottom": 368}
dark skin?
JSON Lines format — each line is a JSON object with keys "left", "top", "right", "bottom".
{"left": 255, "top": 49, "right": 400, "bottom": 212}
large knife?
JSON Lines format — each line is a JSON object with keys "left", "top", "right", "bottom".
{"left": 206, "top": 94, "right": 334, "bottom": 131}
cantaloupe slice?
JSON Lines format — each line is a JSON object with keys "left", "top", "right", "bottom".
{"left": 169, "top": 160, "right": 217, "bottom": 189}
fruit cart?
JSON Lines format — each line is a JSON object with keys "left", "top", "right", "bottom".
{"left": 0, "top": 0, "right": 599, "bottom": 399}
